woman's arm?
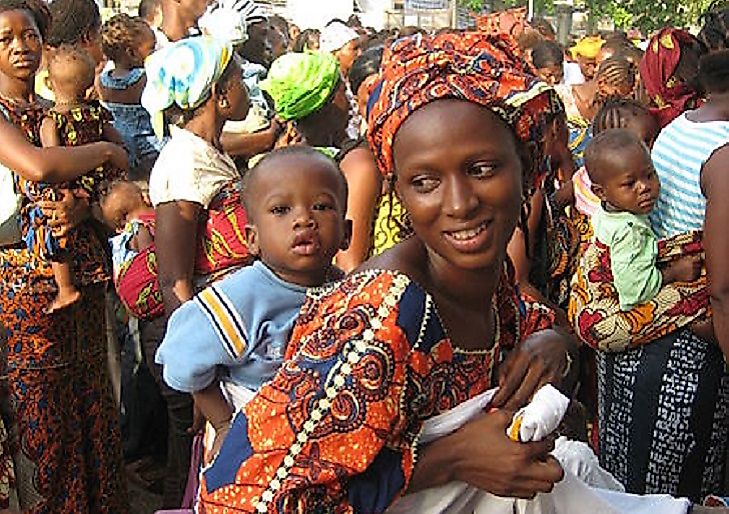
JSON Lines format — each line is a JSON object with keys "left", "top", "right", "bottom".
{"left": 336, "top": 147, "right": 382, "bottom": 272}
{"left": 0, "top": 116, "right": 127, "bottom": 183}
{"left": 155, "top": 200, "right": 200, "bottom": 315}
{"left": 702, "top": 146, "right": 729, "bottom": 359}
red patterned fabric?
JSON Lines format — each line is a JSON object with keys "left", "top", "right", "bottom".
{"left": 114, "top": 182, "right": 252, "bottom": 319}
{"left": 639, "top": 29, "right": 703, "bottom": 128}
{"left": 569, "top": 230, "right": 709, "bottom": 352}
{"left": 198, "top": 267, "right": 555, "bottom": 513}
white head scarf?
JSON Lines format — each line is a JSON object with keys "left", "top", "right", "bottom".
{"left": 319, "top": 20, "right": 359, "bottom": 53}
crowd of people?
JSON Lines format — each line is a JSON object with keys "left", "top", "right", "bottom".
{"left": 1, "top": 0, "right": 729, "bottom": 512}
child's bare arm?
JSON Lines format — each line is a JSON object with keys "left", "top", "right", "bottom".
{"left": 102, "top": 122, "right": 125, "bottom": 147}
{"left": 129, "top": 224, "right": 154, "bottom": 252}
{"left": 192, "top": 382, "right": 234, "bottom": 430}
{"left": 39, "top": 116, "right": 61, "bottom": 148}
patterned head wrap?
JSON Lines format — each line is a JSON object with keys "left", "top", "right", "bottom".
{"left": 260, "top": 51, "right": 341, "bottom": 121}
{"left": 367, "top": 31, "right": 563, "bottom": 194}
{"left": 570, "top": 36, "right": 605, "bottom": 60}
{"left": 199, "top": 0, "right": 249, "bottom": 45}
{"left": 142, "top": 36, "right": 233, "bottom": 139}
{"left": 476, "top": 7, "right": 527, "bottom": 37}
{"left": 640, "top": 28, "right": 702, "bottom": 128}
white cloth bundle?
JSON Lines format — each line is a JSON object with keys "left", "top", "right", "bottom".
{"left": 385, "top": 386, "right": 691, "bottom": 514}
{"left": 506, "top": 384, "right": 570, "bottom": 442}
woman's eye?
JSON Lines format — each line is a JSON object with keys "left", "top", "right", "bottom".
{"left": 411, "top": 176, "right": 439, "bottom": 192}
{"left": 270, "top": 205, "right": 289, "bottom": 215}
{"left": 469, "top": 162, "right": 498, "bottom": 178}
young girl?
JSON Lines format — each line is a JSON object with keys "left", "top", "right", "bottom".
{"left": 99, "top": 14, "right": 160, "bottom": 181}
{"left": 31, "top": 45, "right": 124, "bottom": 312}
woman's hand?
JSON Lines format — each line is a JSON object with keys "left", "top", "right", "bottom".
{"left": 38, "top": 189, "right": 90, "bottom": 238}
{"left": 452, "top": 409, "right": 564, "bottom": 498}
{"left": 104, "top": 142, "right": 129, "bottom": 174}
{"left": 492, "top": 329, "right": 576, "bottom": 411}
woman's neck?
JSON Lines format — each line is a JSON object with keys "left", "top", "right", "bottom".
{"left": 184, "top": 111, "right": 225, "bottom": 151}
{"left": 424, "top": 247, "right": 500, "bottom": 314}
{"left": 0, "top": 74, "right": 34, "bottom": 103}
{"left": 160, "top": 10, "right": 193, "bottom": 42}
{"left": 693, "top": 93, "right": 729, "bottom": 121}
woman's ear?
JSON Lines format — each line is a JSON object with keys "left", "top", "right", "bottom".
{"left": 212, "top": 82, "right": 230, "bottom": 111}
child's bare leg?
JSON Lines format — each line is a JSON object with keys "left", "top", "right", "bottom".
{"left": 48, "top": 260, "right": 80, "bottom": 313}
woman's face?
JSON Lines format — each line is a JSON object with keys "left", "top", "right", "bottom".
{"left": 335, "top": 39, "right": 361, "bottom": 76}
{"left": 392, "top": 100, "right": 523, "bottom": 272}
{"left": 0, "top": 9, "right": 42, "bottom": 82}
{"left": 219, "top": 59, "right": 250, "bottom": 122}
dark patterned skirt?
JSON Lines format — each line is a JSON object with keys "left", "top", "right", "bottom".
{"left": 0, "top": 248, "right": 127, "bottom": 513}
{"left": 597, "top": 328, "right": 729, "bottom": 501}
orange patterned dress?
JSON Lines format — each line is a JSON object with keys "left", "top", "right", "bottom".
{"left": 198, "top": 266, "right": 555, "bottom": 513}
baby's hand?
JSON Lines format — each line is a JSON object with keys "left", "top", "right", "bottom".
{"left": 663, "top": 255, "right": 702, "bottom": 283}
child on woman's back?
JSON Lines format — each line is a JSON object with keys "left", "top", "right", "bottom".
{"left": 585, "top": 129, "right": 701, "bottom": 311}
{"left": 99, "top": 14, "right": 160, "bottom": 180}
{"left": 27, "top": 45, "right": 125, "bottom": 312}
{"left": 156, "top": 146, "right": 351, "bottom": 458}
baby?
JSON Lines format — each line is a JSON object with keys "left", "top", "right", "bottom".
{"left": 156, "top": 146, "right": 351, "bottom": 455}
{"left": 99, "top": 181, "right": 162, "bottom": 319}
{"left": 585, "top": 129, "right": 700, "bottom": 311}
{"left": 32, "top": 45, "right": 124, "bottom": 312}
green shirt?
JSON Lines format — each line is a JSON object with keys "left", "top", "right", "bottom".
{"left": 593, "top": 206, "right": 661, "bottom": 311}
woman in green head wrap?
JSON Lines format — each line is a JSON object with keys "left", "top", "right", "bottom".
{"left": 261, "top": 51, "right": 350, "bottom": 149}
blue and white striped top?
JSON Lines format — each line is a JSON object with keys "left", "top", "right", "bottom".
{"left": 650, "top": 113, "right": 729, "bottom": 238}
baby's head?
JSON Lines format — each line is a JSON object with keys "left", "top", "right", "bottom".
{"left": 100, "top": 181, "right": 152, "bottom": 232}
{"left": 242, "top": 146, "right": 351, "bottom": 287}
{"left": 102, "top": 14, "right": 156, "bottom": 69}
{"left": 47, "top": 44, "right": 96, "bottom": 103}
{"left": 592, "top": 98, "right": 659, "bottom": 148}
{"left": 585, "top": 129, "right": 660, "bottom": 216}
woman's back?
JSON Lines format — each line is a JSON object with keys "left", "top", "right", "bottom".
{"left": 651, "top": 112, "right": 729, "bottom": 238}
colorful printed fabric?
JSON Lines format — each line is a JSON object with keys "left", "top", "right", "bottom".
{"left": 639, "top": 29, "right": 703, "bottom": 128}
{"left": 568, "top": 230, "right": 709, "bottom": 352}
{"left": 1, "top": 97, "right": 110, "bottom": 285}
{"left": 19, "top": 103, "right": 120, "bottom": 261}
{"left": 371, "top": 192, "right": 408, "bottom": 256}
{"left": 260, "top": 52, "right": 341, "bottom": 121}
{"left": 113, "top": 182, "right": 251, "bottom": 320}
{"left": 142, "top": 36, "right": 233, "bottom": 138}
{"left": 367, "top": 31, "right": 563, "bottom": 200}
{"left": 0, "top": 96, "right": 125, "bottom": 513}
{"left": 475, "top": 7, "right": 527, "bottom": 37}
{"left": 198, "top": 266, "right": 555, "bottom": 513}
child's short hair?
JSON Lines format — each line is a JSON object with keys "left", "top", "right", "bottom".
{"left": 242, "top": 146, "right": 348, "bottom": 214}
{"left": 102, "top": 14, "right": 150, "bottom": 64}
{"left": 46, "top": 0, "right": 100, "bottom": 48}
{"left": 584, "top": 128, "right": 646, "bottom": 185}
{"left": 138, "top": 0, "right": 160, "bottom": 23}
{"left": 48, "top": 44, "right": 95, "bottom": 93}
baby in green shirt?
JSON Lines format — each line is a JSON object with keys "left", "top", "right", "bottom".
{"left": 585, "top": 129, "right": 701, "bottom": 311}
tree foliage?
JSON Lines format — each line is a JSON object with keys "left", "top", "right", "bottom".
{"left": 457, "top": 0, "right": 716, "bottom": 33}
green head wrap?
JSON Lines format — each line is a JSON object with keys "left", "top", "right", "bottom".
{"left": 261, "top": 51, "right": 341, "bottom": 121}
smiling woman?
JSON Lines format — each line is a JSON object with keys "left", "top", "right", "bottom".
{"left": 197, "top": 32, "right": 576, "bottom": 514}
